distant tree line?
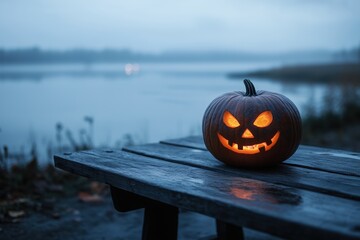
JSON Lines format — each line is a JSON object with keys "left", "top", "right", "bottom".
{"left": 334, "top": 44, "right": 360, "bottom": 62}
{"left": 0, "top": 48, "right": 277, "bottom": 64}
{"left": 0, "top": 48, "right": 147, "bottom": 64}
{"left": 0, "top": 47, "right": 346, "bottom": 64}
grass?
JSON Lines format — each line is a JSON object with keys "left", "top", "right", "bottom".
{"left": 0, "top": 116, "right": 139, "bottom": 224}
{"left": 301, "top": 83, "right": 360, "bottom": 151}
{"left": 0, "top": 157, "right": 93, "bottom": 223}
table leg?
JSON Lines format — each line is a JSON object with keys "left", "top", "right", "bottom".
{"left": 216, "top": 219, "right": 244, "bottom": 240}
{"left": 142, "top": 202, "right": 179, "bottom": 240}
{"left": 110, "top": 186, "right": 145, "bottom": 212}
{"left": 110, "top": 186, "right": 179, "bottom": 240}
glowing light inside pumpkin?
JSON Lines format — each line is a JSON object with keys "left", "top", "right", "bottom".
{"left": 217, "top": 131, "right": 280, "bottom": 154}
{"left": 253, "top": 111, "right": 273, "bottom": 128}
{"left": 242, "top": 129, "right": 254, "bottom": 138}
{"left": 223, "top": 111, "right": 240, "bottom": 128}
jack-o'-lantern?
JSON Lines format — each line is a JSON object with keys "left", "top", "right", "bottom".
{"left": 202, "top": 79, "right": 301, "bottom": 167}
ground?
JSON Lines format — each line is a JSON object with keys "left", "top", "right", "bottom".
{"left": 0, "top": 154, "right": 282, "bottom": 240}
{"left": 0, "top": 190, "right": 280, "bottom": 240}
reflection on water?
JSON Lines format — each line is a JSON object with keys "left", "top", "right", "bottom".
{"left": 0, "top": 62, "right": 331, "bottom": 162}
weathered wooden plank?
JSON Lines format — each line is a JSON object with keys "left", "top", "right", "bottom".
{"left": 161, "top": 135, "right": 206, "bottom": 150}
{"left": 124, "top": 143, "right": 360, "bottom": 200}
{"left": 161, "top": 136, "right": 360, "bottom": 177}
{"left": 54, "top": 150, "right": 360, "bottom": 240}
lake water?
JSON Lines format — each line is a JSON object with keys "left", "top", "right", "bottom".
{"left": 0, "top": 62, "right": 327, "bottom": 162}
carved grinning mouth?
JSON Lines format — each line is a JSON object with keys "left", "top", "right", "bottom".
{"left": 217, "top": 131, "right": 280, "bottom": 154}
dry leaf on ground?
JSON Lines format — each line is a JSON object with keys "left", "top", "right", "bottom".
{"left": 78, "top": 192, "right": 103, "bottom": 203}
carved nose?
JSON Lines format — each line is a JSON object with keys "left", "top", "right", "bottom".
{"left": 242, "top": 129, "right": 254, "bottom": 138}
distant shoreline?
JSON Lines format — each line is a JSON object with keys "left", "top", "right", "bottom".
{"left": 1, "top": 47, "right": 355, "bottom": 64}
{"left": 228, "top": 62, "right": 360, "bottom": 83}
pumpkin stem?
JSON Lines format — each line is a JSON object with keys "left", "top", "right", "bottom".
{"left": 244, "top": 79, "right": 257, "bottom": 96}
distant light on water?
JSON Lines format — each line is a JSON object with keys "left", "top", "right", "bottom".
{"left": 124, "top": 64, "right": 140, "bottom": 75}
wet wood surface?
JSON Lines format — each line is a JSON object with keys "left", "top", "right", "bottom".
{"left": 54, "top": 136, "right": 360, "bottom": 240}
{"left": 124, "top": 143, "right": 360, "bottom": 200}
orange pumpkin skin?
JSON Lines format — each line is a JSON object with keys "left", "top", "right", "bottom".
{"left": 202, "top": 79, "right": 302, "bottom": 168}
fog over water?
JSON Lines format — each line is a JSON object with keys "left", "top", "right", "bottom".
{"left": 0, "top": 0, "right": 359, "bottom": 52}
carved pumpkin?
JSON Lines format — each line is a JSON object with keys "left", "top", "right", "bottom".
{"left": 202, "top": 79, "right": 301, "bottom": 167}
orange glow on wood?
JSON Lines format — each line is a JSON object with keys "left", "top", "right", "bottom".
{"left": 230, "top": 188, "right": 254, "bottom": 200}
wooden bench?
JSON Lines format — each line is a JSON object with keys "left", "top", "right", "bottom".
{"left": 54, "top": 136, "right": 360, "bottom": 240}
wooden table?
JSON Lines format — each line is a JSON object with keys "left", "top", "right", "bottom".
{"left": 54, "top": 136, "right": 360, "bottom": 240}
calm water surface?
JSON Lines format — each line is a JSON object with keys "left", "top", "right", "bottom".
{"left": 0, "top": 62, "right": 326, "bottom": 162}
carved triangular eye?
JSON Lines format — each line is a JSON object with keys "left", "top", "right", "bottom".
{"left": 223, "top": 111, "right": 240, "bottom": 128}
{"left": 253, "top": 111, "right": 273, "bottom": 128}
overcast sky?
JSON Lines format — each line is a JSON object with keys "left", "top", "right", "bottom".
{"left": 0, "top": 0, "right": 359, "bottom": 53}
